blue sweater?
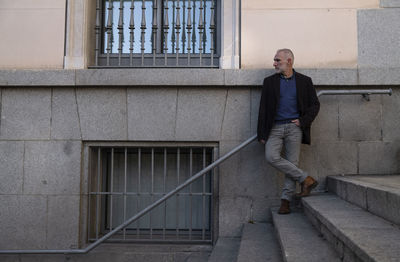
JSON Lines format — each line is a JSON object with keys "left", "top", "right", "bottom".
{"left": 275, "top": 73, "right": 299, "bottom": 121}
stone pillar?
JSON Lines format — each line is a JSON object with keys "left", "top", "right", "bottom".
{"left": 64, "top": 0, "right": 95, "bottom": 69}
{"left": 220, "top": 0, "right": 240, "bottom": 69}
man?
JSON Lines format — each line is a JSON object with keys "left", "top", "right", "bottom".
{"left": 257, "top": 49, "right": 320, "bottom": 214}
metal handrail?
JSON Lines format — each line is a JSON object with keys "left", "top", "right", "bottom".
{"left": 0, "top": 88, "right": 392, "bottom": 254}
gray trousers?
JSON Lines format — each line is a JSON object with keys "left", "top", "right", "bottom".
{"left": 265, "top": 123, "right": 308, "bottom": 201}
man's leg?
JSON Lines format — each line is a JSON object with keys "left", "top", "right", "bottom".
{"left": 281, "top": 123, "right": 304, "bottom": 200}
{"left": 265, "top": 124, "right": 307, "bottom": 186}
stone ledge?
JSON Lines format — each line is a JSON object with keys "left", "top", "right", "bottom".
{"left": 0, "top": 68, "right": 399, "bottom": 87}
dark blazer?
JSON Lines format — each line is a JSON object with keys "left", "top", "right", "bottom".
{"left": 257, "top": 71, "right": 320, "bottom": 145}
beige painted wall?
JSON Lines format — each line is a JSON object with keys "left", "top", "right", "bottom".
{"left": 0, "top": 0, "right": 66, "bottom": 69}
{"left": 243, "top": 0, "right": 379, "bottom": 9}
{"left": 241, "top": 9, "right": 358, "bottom": 69}
{"left": 240, "top": 0, "right": 380, "bottom": 69}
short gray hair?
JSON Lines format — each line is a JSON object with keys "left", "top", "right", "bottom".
{"left": 277, "top": 48, "right": 294, "bottom": 62}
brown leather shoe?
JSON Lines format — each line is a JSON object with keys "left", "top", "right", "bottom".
{"left": 296, "top": 176, "right": 318, "bottom": 198}
{"left": 278, "top": 199, "right": 291, "bottom": 214}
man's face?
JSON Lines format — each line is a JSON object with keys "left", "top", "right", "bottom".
{"left": 273, "top": 52, "right": 290, "bottom": 74}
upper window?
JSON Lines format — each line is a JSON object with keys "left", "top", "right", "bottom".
{"left": 94, "top": 0, "right": 219, "bottom": 67}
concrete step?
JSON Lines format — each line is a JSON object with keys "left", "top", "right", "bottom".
{"left": 236, "top": 223, "right": 283, "bottom": 262}
{"left": 0, "top": 243, "right": 212, "bottom": 262}
{"left": 271, "top": 208, "right": 341, "bottom": 262}
{"left": 328, "top": 174, "right": 400, "bottom": 226}
{"left": 303, "top": 193, "right": 400, "bottom": 262}
{"left": 207, "top": 237, "right": 241, "bottom": 262}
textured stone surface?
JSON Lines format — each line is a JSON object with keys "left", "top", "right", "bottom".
{"left": 127, "top": 87, "right": 177, "bottom": 140}
{"left": 0, "top": 69, "right": 399, "bottom": 87}
{"left": 237, "top": 223, "right": 283, "bottom": 262}
{"left": 358, "top": 67, "right": 400, "bottom": 85}
{"left": 328, "top": 175, "right": 400, "bottom": 225}
{"left": 298, "top": 69, "right": 358, "bottom": 86}
{"left": 51, "top": 88, "right": 81, "bottom": 139}
{"left": 382, "top": 87, "right": 400, "bottom": 141}
{"left": 23, "top": 141, "right": 81, "bottom": 194}
{"left": 224, "top": 69, "right": 272, "bottom": 86}
{"left": 208, "top": 238, "right": 241, "bottom": 262}
{"left": 0, "top": 141, "right": 24, "bottom": 194}
{"left": 218, "top": 196, "right": 251, "bottom": 237}
{"left": 359, "top": 141, "right": 400, "bottom": 174}
{"left": 76, "top": 88, "right": 127, "bottom": 140}
{"left": 0, "top": 88, "right": 51, "bottom": 139}
{"left": 0, "top": 195, "right": 47, "bottom": 249}
{"left": 175, "top": 88, "right": 226, "bottom": 141}
{"left": 47, "top": 195, "right": 80, "bottom": 249}
{"left": 271, "top": 209, "right": 340, "bottom": 262}
{"left": 315, "top": 142, "right": 358, "bottom": 176}
{"left": 358, "top": 9, "right": 400, "bottom": 68}
{"left": 219, "top": 140, "right": 279, "bottom": 198}
{"left": 221, "top": 88, "right": 251, "bottom": 140}
{"left": 311, "top": 95, "right": 339, "bottom": 142}
{"left": 250, "top": 88, "right": 261, "bottom": 135}
{"left": 380, "top": 0, "right": 400, "bottom": 7}
{"left": 303, "top": 194, "right": 400, "bottom": 262}
{"left": 338, "top": 95, "right": 382, "bottom": 141}
{"left": 0, "top": 70, "right": 75, "bottom": 86}
{"left": 76, "top": 69, "right": 225, "bottom": 86}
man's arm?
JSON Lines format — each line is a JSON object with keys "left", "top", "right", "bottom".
{"left": 299, "top": 78, "right": 320, "bottom": 128}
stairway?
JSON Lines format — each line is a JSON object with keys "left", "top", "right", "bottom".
{"left": 272, "top": 174, "right": 400, "bottom": 262}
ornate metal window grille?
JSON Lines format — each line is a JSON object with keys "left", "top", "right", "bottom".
{"left": 94, "top": 0, "right": 219, "bottom": 67}
{"left": 88, "top": 145, "right": 215, "bottom": 243}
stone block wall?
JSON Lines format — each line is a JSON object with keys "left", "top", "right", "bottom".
{"left": 0, "top": 85, "right": 398, "bottom": 248}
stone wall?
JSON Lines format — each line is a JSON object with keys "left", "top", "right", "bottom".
{"left": 0, "top": 83, "right": 398, "bottom": 248}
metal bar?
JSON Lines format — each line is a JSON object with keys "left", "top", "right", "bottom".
{"left": 189, "top": 148, "right": 193, "bottom": 240}
{"left": 141, "top": 0, "right": 146, "bottom": 66}
{"left": 96, "top": 148, "right": 101, "bottom": 240}
{"left": 87, "top": 148, "right": 93, "bottom": 241}
{"left": 109, "top": 148, "right": 114, "bottom": 232}
{"left": 90, "top": 191, "right": 212, "bottom": 196}
{"left": 95, "top": 0, "right": 101, "bottom": 66}
{"left": 175, "top": 0, "right": 181, "bottom": 65}
{"left": 198, "top": 0, "right": 204, "bottom": 65}
{"left": 182, "top": 0, "right": 186, "bottom": 53}
{"left": 317, "top": 89, "right": 392, "bottom": 97}
{"left": 137, "top": 148, "right": 141, "bottom": 237}
{"left": 171, "top": 0, "right": 176, "bottom": 54}
{"left": 191, "top": 0, "right": 196, "bottom": 53}
{"left": 163, "top": 148, "right": 167, "bottom": 239}
{"left": 186, "top": 0, "right": 192, "bottom": 64}
{"left": 209, "top": 0, "right": 215, "bottom": 67}
{"left": 123, "top": 147, "right": 127, "bottom": 239}
{"left": 3, "top": 89, "right": 393, "bottom": 254}
{"left": 202, "top": 148, "right": 206, "bottom": 240}
{"left": 118, "top": 0, "right": 124, "bottom": 66}
{"left": 129, "top": 0, "right": 135, "bottom": 66}
{"left": 163, "top": 0, "right": 169, "bottom": 65}
{"left": 203, "top": 0, "right": 207, "bottom": 53}
{"left": 176, "top": 148, "right": 180, "bottom": 239}
{"left": 152, "top": 0, "right": 158, "bottom": 66}
{"left": 106, "top": 0, "right": 114, "bottom": 66}
{"left": 150, "top": 148, "right": 154, "bottom": 239}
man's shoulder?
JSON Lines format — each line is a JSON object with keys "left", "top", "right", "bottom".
{"left": 263, "top": 73, "right": 279, "bottom": 84}
{"left": 294, "top": 71, "right": 312, "bottom": 82}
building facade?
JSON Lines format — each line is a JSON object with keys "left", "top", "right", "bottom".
{"left": 0, "top": 0, "right": 399, "bottom": 253}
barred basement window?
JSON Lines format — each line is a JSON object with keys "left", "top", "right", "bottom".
{"left": 94, "top": 0, "right": 220, "bottom": 67}
{"left": 87, "top": 144, "right": 216, "bottom": 243}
